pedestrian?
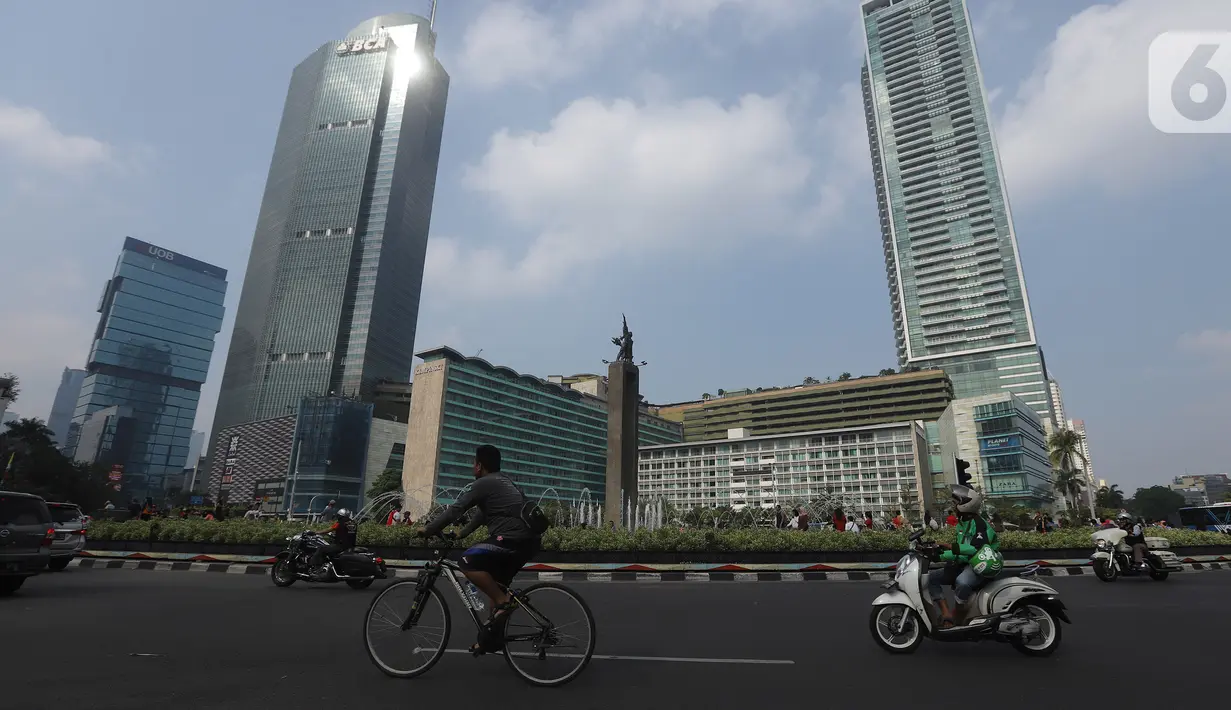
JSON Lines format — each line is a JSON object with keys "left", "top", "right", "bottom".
{"left": 845, "top": 515, "right": 861, "bottom": 533}
{"left": 945, "top": 508, "right": 958, "bottom": 527}
{"left": 796, "top": 506, "right": 810, "bottom": 532}
{"left": 863, "top": 511, "right": 874, "bottom": 530}
{"left": 832, "top": 508, "right": 845, "bottom": 532}
{"left": 103, "top": 500, "right": 115, "bottom": 511}
{"left": 386, "top": 504, "right": 403, "bottom": 526}
{"left": 892, "top": 510, "right": 905, "bottom": 530}
{"left": 320, "top": 499, "right": 338, "bottom": 522}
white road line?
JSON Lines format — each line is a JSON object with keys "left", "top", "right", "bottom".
{"left": 441, "top": 649, "right": 793, "bottom": 665}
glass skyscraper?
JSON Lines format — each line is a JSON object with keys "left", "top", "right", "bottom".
{"left": 69, "top": 238, "right": 227, "bottom": 499}
{"left": 46, "top": 367, "right": 86, "bottom": 448}
{"left": 212, "top": 13, "right": 450, "bottom": 435}
{"left": 861, "top": 0, "right": 1054, "bottom": 424}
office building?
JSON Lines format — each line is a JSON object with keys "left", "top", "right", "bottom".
{"left": 1067, "top": 417, "right": 1095, "bottom": 488}
{"left": 1170, "top": 474, "right": 1230, "bottom": 507}
{"left": 653, "top": 370, "right": 953, "bottom": 442}
{"left": 402, "top": 347, "right": 683, "bottom": 515}
{"left": 638, "top": 422, "right": 934, "bottom": 519}
{"left": 861, "top": 0, "right": 1054, "bottom": 424}
{"left": 1047, "top": 379, "right": 1066, "bottom": 436}
{"left": 364, "top": 418, "right": 408, "bottom": 496}
{"left": 46, "top": 368, "right": 86, "bottom": 447}
{"left": 937, "top": 392, "right": 1053, "bottom": 508}
{"left": 372, "top": 380, "right": 413, "bottom": 422}
{"left": 69, "top": 237, "right": 227, "bottom": 499}
{"left": 212, "top": 13, "right": 450, "bottom": 435}
{"left": 207, "top": 415, "right": 295, "bottom": 509}
{"left": 283, "top": 395, "right": 374, "bottom": 514}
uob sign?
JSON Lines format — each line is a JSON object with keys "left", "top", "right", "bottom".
{"left": 148, "top": 245, "right": 175, "bottom": 262}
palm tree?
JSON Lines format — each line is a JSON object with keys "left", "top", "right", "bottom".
{"left": 1052, "top": 469, "right": 1086, "bottom": 512}
{"left": 1048, "top": 429, "right": 1093, "bottom": 520}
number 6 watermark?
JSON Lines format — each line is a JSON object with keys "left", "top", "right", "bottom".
{"left": 1149, "top": 32, "right": 1231, "bottom": 133}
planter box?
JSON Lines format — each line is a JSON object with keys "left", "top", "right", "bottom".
{"left": 83, "top": 541, "right": 1231, "bottom": 565}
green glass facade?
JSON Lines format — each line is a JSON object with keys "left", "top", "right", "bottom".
{"left": 418, "top": 350, "right": 682, "bottom": 503}
{"left": 213, "top": 14, "right": 449, "bottom": 435}
{"left": 973, "top": 398, "right": 1052, "bottom": 505}
{"left": 861, "top": 0, "right": 1053, "bottom": 424}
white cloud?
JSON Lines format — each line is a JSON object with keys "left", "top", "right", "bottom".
{"left": 1179, "top": 329, "right": 1231, "bottom": 361}
{"left": 0, "top": 101, "right": 113, "bottom": 172}
{"left": 457, "top": 0, "right": 841, "bottom": 89}
{"left": 426, "top": 83, "right": 866, "bottom": 300}
{"left": 996, "top": 0, "right": 1231, "bottom": 202}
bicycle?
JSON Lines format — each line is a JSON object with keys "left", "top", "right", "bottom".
{"left": 362, "top": 532, "right": 597, "bottom": 687}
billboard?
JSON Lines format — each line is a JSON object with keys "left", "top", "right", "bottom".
{"left": 979, "top": 435, "right": 1021, "bottom": 452}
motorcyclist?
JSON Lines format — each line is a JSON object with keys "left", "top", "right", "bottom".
{"left": 310, "top": 508, "right": 357, "bottom": 580}
{"left": 928, "top": 484, "right": 1002, "bottom": 628}
{"left": 1118, "top": 512, "right": 1148, "bottom": 570}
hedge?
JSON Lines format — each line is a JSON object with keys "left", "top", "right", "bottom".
{"left": 83, "top": 519, "right": 1231, "bottom": 553}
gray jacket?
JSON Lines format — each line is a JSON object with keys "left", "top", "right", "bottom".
{"left": 423, "top": 472, "right": 537, "bottom": 542}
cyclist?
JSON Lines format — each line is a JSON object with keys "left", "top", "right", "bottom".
{"left": 416, "top": 444, "right": 541, "bottom": 654}
{"left": 310, "top": 508, "right": 357, "bottom": 580}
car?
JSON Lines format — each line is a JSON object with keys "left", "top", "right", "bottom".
{"left": 0, "top": 491, "right": 54, "bottom": 596}
{"left": 46, "top": 502, "right": 87, "bottom": 571}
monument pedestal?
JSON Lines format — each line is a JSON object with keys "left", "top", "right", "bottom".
{"left": 604, "top": 360, "right": 640, "bottom": 528}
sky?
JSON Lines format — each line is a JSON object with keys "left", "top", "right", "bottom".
{"left": 1, "top": 0, "right": 1229, "bottom": 493}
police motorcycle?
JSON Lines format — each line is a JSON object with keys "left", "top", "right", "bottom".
{"left": 271, "top": 528, "right": 388, "bottom": 590}
{"left": 1091, "top": 525, "right": 1183, "bottom": 582}
{"left": 869, "top": 527, "right": 1070, "bottom": 655}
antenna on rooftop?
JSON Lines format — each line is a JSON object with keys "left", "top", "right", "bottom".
{"left": 429, "top": 0, "right": 438, "bottom": 30}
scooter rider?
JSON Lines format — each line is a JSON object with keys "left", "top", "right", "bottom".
{"left": 310, "top": 508, "right": 357, "bottom": 580}
{"left": 1119, "top": 512, "right": 1148, "bottom": 570}
{"left": 928, "top": 484, "right": 1001, "bottom": 628}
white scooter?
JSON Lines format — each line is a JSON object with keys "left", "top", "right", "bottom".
{"left": 870, "top": 529, "right": 1070, "bottom": 656}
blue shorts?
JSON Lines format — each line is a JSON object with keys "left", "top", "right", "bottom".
{"left": 459, "top": 537, "right": 538, "bottom": 586}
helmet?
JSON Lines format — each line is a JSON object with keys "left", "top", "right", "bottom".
{"left": 1117, "top": 512, "right": 1132, "bottom": 522}
{"left": 950, "top": 484, "right": 982, "bottom": 515}
{"left": 971, "top": 544, "right": 1004, "bottom": 578}
{"left": 335, "top": 508, "right": 352, "bottom": 520}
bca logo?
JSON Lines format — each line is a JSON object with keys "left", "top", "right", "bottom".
{"left": 148, "top": 245, "right": 175, "bottom": 262}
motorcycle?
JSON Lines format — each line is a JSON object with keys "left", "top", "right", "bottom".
{"left": 271, "top": 530, "right": 388, "bottom": 589}
{"left": 870, "top": 529, "right": 1070, "bottom": 656}
{"left": 1091, "top": 528, "right": 1183, "bottom": 582}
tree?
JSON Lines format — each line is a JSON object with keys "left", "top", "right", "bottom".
{"left": 1051, "top": 469, "right": 1086, "bottom": 512}
{"left": 366, "top": 468, "right": 403, "bottom": 500}
{"left": 1127, "top": 486, "right": 1186, "bottom": 523}
{"left": 0, "top": 373, "right": 19, "bottom": 403}
{"left": 838, "top": 372, "right": 852, "bottom": 381}
{"left": 1048, "top": 429, "right": 1093, "bottom": 520}
{"left": 878, "top": 368, "right": 897, "bottom": 377}
{"left": 0, "top": 418, "right": 110, "bottom": 511}
{"left": 1095, "top": 484, "right": 1124, "bottom": 510}
{"left": 716, "top": 389, "right": 725, "bottom": 397}
{"left": 802, "top": 377, "right": 820, "bottom": 386}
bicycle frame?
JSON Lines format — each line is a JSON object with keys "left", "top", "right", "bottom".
{"left": 402, "top": 547, "right": 556, "bottom": 647}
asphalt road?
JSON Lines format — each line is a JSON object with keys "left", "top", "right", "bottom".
{"left": 4, "top": 568, "right": 1229, "bottom": 709}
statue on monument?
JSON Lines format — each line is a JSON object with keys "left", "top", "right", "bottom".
{"left": 611, "top": 314, "right": 634, "bottom": 363}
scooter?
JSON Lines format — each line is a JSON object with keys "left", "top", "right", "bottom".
{"left": 271, "top": 530, "right": 388, "bottom": 590}
{"left": 1091, "top": 528, "right": 1183, "bottom": 582}
{"left": 870, "top": 529, "right": 1070, "bottom": 656}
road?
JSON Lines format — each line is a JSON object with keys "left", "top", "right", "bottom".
{"left": 4, "top": 568, "right": 1229, "bottom": 709}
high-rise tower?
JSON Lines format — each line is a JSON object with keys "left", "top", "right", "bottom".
{"left": 861, "top": 0, "right": 1053, "bottom": 424}
{"left": 212, "top": 13, "right": 449, "bottom": 434}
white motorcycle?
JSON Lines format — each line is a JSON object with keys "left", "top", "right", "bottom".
{"left": 1091, "top": 528, "right": 1183, "bottom": 582}
{"left": 870, "top": 529, "right": 1070, "bottom": 656}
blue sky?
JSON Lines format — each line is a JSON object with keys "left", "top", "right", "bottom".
{"left": 1, "top": 0, "right": 1228, "bottom": 492}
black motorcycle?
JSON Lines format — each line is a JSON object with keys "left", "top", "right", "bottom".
{"left": 271, "top": 530, "right": 388, "bottom": 589}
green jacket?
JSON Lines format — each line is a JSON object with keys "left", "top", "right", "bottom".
{"left": 941, "top": 515, "right": 998, "bottom": 564}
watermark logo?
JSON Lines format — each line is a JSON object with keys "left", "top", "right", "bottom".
{"left": 1149, "top": 31, "right": 1231, "bottom": 133}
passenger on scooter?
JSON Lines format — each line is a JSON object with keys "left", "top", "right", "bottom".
{"left": 928, "top": 485, "right": 1001, "bottom": 628}
{"left": 1118, "top": 512, "right": 1148, "bottom": 570}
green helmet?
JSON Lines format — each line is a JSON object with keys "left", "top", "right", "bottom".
{"left": 970, "top": 545, "right": 1003, "bottom": 578}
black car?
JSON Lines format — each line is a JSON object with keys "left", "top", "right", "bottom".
{"left": 0, "top": 491, "right": 54, "bottom": 596}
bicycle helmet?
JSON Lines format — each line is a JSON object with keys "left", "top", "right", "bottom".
{"left": 950, "top": 484, "right": 983, "bottom": 515}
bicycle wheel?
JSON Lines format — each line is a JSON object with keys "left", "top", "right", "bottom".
{"left": 363, "top": 580, "right": 451, "bottom": 678}
{"left": 501, "top": 582, "right": 596, "bottom": 687}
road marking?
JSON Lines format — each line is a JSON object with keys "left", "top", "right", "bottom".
{"left": 441, "top": 649, "right": 793, "bottom": 665}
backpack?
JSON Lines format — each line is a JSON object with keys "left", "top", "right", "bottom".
{"left": 513, "top": 482, "right": 551, "bottom": 534}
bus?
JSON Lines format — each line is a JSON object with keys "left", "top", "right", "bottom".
{"left": 1177, "top": 502, "right": 1231, "bottom": 533}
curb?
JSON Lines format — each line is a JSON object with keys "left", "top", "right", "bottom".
{"left": 64, "top": 557, "right": 1229, "bottom": 581}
